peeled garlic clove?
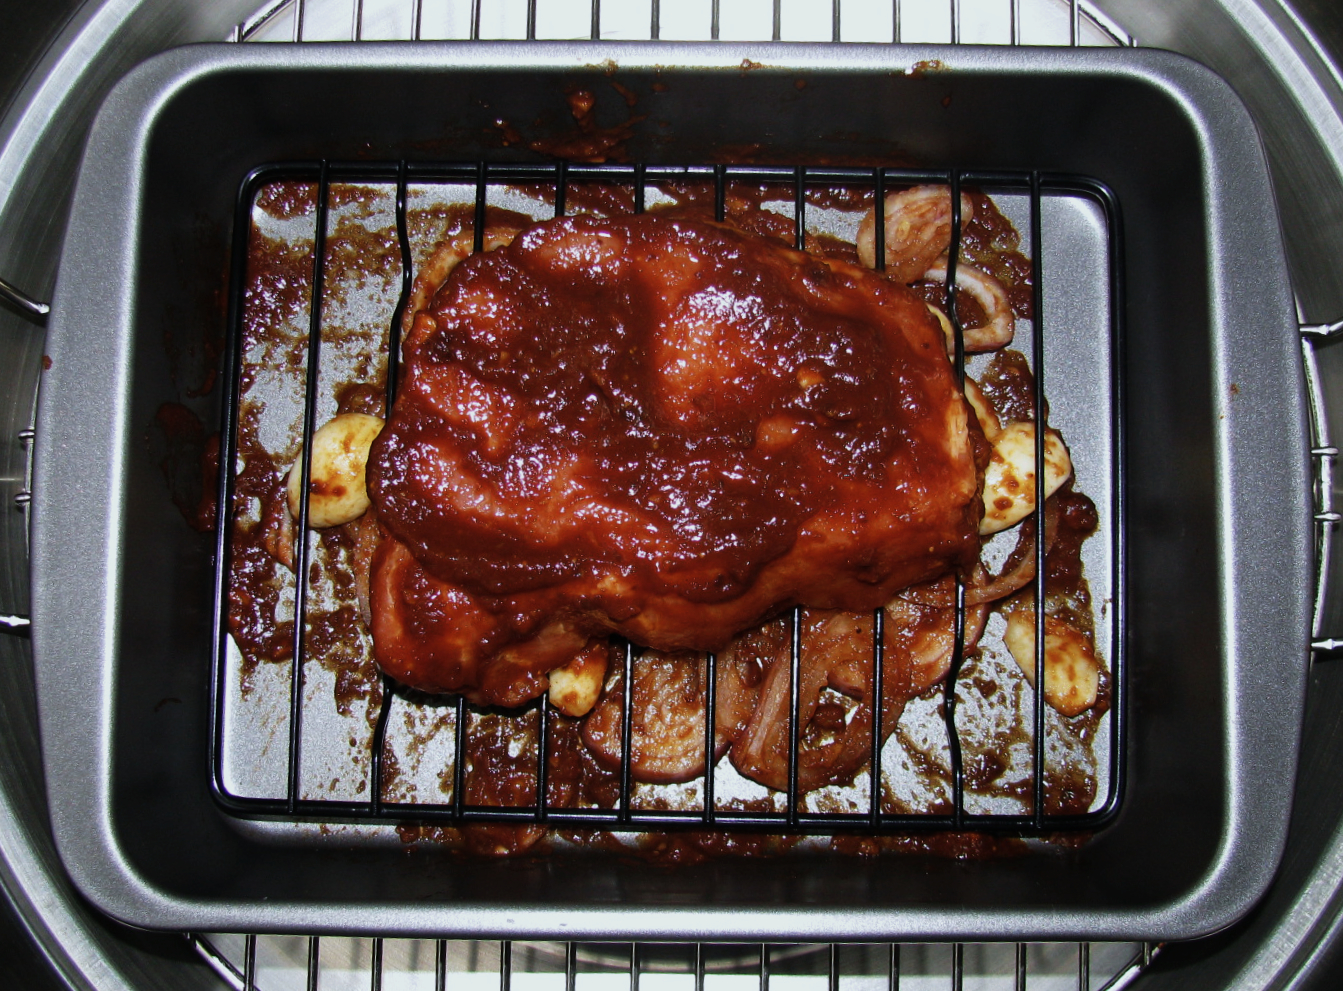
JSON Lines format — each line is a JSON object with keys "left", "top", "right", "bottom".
{"left": 548, "top": 644, "right": 610, "bottom": 717}
{"left": 1002, "top": 611, "right": 1101, "bottom": 717}
{"left": 287, "top": 413, "right": 384, "bottom": 528}
{"left": 980, "top": 421, "right": 1072, "bottom": 535}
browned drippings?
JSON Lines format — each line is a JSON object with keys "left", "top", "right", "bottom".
{"left": 978, "top": 348, "right": 1039, "bottom": 423}
{"left": 304, "top": 603, "right": 380, "bottom": 718}
{"left": 227, "top": 404, "right": 296, "bottom": 693}
{"left": 495, "top": 86, "right": 647, "bottom": 164}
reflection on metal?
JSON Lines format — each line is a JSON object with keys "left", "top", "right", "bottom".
{"left": 1301, "top": 320, "right": 1343, "bottom": 339}
{"left": 0, "top": 275, "right": 48, "bottom": 324}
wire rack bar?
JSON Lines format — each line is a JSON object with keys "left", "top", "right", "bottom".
{"left": 619, "top": 641, "right": 635, "bottom": 824}
{"left": 0, "top": 275, "right": 50, "bottom": 323}
{"left": 704, "top": 649, "right": 718, "bottom": 821}
{"left": 943, "top": 169, "right": 968, "bottom": 828}
{"left": 452, "top": 694, "right": 467, "bottom": 814}
{"left": 1030, "top": 168, "right": 1048, "bottom": 827}
{"left": 787, "top": 606, "right": 802, "bottom": 825}
{"left": 284, "top": 161, "right": 331, "bottom": 813}
{"left": 537, "top": 682, "right": 551, "bottom": 819}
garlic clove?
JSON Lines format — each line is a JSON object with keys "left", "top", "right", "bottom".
{"left": 548, "top": 644, "right": 610, "bottom": 718}
{"left": 1002, "top": 610, "right": 1101, "bottom": 717}
{"left": 286, "top": 412, "right": 384, "bottom": 528}
{"left": 980, "top": 421, "right": 1071, "bottom": 535}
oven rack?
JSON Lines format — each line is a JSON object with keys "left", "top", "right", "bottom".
{"left": 231, "top": 0, "right": 1136, "bottom": 47}
{"left": 189, "top": 936, "right": 1158, "bottom": 991}
{"left": 211, "top": 159, "right": 1124, "bottom": 836}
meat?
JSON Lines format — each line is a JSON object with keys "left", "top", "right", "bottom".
{"left": 729, "top": 596, "right": 988, "bottom": 794}
{"left": 366, "top": 212, "right": 984, "bottom": 706}
{"left": 581, "top": 623, "right": 776, "bottom": 783}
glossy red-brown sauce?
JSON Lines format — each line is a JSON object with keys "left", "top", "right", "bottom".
{"left": 376, "top": 215, "right": 973, "bottom": 592}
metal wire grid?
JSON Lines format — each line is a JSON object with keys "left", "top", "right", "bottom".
{"left": 229, "top": 0, "right": 1134, "bottom": 47}
{"left": 211, "top": 160, "right": 1124, "bottom": 834}
{"left": 189, "top": 937, "right": 1158, "bottom": 991}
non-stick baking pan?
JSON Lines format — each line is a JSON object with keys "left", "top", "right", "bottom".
{"left": 29, "top": 40, "right": 1310, "bottom": 940}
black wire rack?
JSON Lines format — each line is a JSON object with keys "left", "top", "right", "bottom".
{"left": 210, "top": 159, "right": 1125, "bottom": 836}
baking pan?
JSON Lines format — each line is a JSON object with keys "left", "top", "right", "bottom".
{"left": 30, "top": 41, "right": 1310, "bottom": 940}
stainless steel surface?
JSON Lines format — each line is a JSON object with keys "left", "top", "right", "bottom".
{"left": 0, "top": 4, "right": 266, "bottom": 986}
{"left": 0, "top": 0, "right": 1341, "bottom": 987}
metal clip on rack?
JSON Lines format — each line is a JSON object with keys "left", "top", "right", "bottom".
{"left": 0, "top": 276, "right": 43, "bottom": 632}
{"left": 1302, "top": 320, "right": 1343, "bottom": 654}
